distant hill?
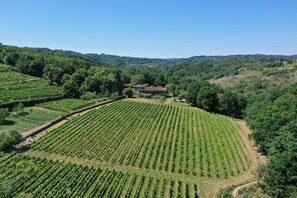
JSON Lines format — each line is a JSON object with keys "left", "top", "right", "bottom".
{"left": 1, "top": 43, "right": 296, "bottom": 88}
{"left": 1, "top": 43, "right": 296, "bottom": 68}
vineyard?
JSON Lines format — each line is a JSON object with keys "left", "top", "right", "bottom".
{"left": 32, "top": 100, "right": 250, "bottom": 179}
{"left": 38, "top": 99, "right": 96, "bottom": 113}
{"left": 0, "top": 153, "right": 198, "bottom": 197}
{"left": 0, "top": 71, "right": 63, "bottom": 103}
{"left": 0, "top": 71, "right": 38, "bottom": 84}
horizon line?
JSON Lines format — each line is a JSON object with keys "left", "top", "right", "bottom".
{"left": 1, "top": 42, "right": 296, "bottom": 60}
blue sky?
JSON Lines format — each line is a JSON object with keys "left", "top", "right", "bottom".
{"left": 0, "top": 0, "right": 297, "bottom": 58}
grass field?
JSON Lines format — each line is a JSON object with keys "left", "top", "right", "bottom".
{"left": 0, "top": 108, "right": 61, "bottom": 134}
{"left": 37, "top": 99, "right": 97, "bottom": 113}
{"left": 0, "top": 71, "right": 63, "bottom": 103}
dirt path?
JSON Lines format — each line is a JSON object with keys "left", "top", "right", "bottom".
{"left": 26, "top": 150, "right": 201, "bottom": 183}
{"left": 225, "top": 120, "right": 267, "bottom": 198}
{"left": 235, "top": 120, "right": 267, "bottom": 165}
{"left": 31, "top": 106, "right": 49, "bottom": 111}
{"left": 17, "top": 101, "right": 113, "bottom": 147}
{"left": 232, "top": 181, "right": 257, "bottom": 198}
{"left": 30, "top": 106, "right": 63, "bottom": 114}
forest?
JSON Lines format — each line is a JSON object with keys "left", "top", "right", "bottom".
{"left": 0, "top": 44, "right": 296, "bottom": 197}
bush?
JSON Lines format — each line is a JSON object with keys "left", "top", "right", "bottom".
{"left": 0, "top": 131, "right": 22, "bottom": 151}
{"left": 159, "top": 96, "right": 166, "bottom": 103}
{"left": 81, "top": 92, "right": 97, "bottom": 100}
{"left": 219, "top": 91, "right": 246, "bottom": 118}
{"left": 134, "top": 92, "right": 142, "bottom": 98}
{"left": 221, "top": 192, "right": 232, "bottom": 198}
{"left": 123, "top": 88, "right": 133, "bottom": 98}
{"left": 178, "top": 91, "right": 188, "bottom": 100}
{"left": 0, "top": 108, "right": 9, "bottom": 121}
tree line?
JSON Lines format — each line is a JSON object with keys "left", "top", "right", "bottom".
{"left": 244, "top": 83, "right": 297, "bottom": 197}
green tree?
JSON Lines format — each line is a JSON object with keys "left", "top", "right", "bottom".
{"left": 81, "top": 92, "right": 96, "bottom": 100}
{"left": 17, "top": 55, "right": 45, "bottom": 77}
{"left": 12, "top": 103, "right": 26, "bottom": 116}
{"left": 0, "top": 131, "right": 22, "bottom": 151}
{"left": 178, "top": 91, "right": 187, "bottom": 100}
{"left": 219, "top": 91, "right": 247, "bottom": 118}
{"left": 4, "top": 52, "right": 19, "bottom": 66}
{"left": 165, "top": 83, "right": 176, "bottom": 96}
{"left": 263, "top": 120, "right": 297, "bottom": 197}
{"left": 121, "top": 72, "right": 131, "bottom": 84}
{"left": 197, "top": 86, "right": 219, "bottom": 112}
{"left": 63, "top": 80, "right": 80, "bottom": 98}
{"left": 187, "top": 81, "right": 210, "bottom": 106}
{"left": 123, "top": 88, "right": 133, "bottom": 98}
{"left": 131, "top": 74, "right": 145, "bottom": 85}
{"left": 250, "top": 93, "right": 297, "bottom": 153}
{"left": 0, "top": 108, "right": 9, "bottom": 122}
{"left": 71, "top": 68, "right": 88, "bottom": 86}
{"left": 43, "top": 64, "right": 66, "bottom": 85}
{"left": 16, "top": 54, "right": 31, "bottom": 73}
{"left": 100, "top": 73, "right": 117, "bottom": 97}
{"left": 81, "top": 76, "right": 101, "bottom": 94}
{"left": 28, "top": 57, "right": 45, "bottom": 77}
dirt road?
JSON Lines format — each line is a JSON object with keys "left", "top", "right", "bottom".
{"left": 17, "top": 100, "right": 114, "bottom": 147}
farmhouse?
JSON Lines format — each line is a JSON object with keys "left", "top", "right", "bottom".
{"left": 133, "top": 84, "right": 167, "bottom": 95}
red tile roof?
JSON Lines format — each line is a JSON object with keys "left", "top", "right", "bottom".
{"left": 143, "top": 87, "right": 167, "bottom": 92}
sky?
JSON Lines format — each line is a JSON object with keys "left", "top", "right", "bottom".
{"left": 0, "top": 0, "right": 297, "bottom": 58}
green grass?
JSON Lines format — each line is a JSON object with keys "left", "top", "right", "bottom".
{"left": 37, "top": 98, "right": 97, "bottom": 113}
{"left": 0, "top": 108, "right": 61, "bottom": 134}
{"left": 0, "top": 64, "right": 11, "bottom": 72}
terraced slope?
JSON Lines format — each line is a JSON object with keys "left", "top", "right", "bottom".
{"left": 0, "top": 71, "right": 63, "bottom": 103}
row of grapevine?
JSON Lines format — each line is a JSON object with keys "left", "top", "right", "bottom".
{"left": 0, "top": 71, "right": 63, "bottom": 103}
{"left": 0, "top": 154, "right": 199, "bottom": 198}
{"left": 0, "top": 79, "right": 49, "bottom": 91}
{"left": 0, "top": 86, "right": 63, "bottom": 102}
{"left": 37, "top": 98, "right": 96, "bottom": 112}
{"left": 0, "top": 71, "right": 39, "bottom": 84}
{"left": 31, "top": 100, "right": 249, "bottom": 178}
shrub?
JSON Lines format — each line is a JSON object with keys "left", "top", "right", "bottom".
{"left": 81, "top": 92, "right": 97, "bottom": 100}
{"left": 123, "top": 88, "right": 133, "bottom": 98}
{"left": 0, "top": 131, "right": 22, "bottom": 151}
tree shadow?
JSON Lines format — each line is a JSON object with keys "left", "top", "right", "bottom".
{"left": 0, "top": 119, "right": 16, "bottom": 126}
{"left": 15, "top": 146, "right": 31, "bottom": 153}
